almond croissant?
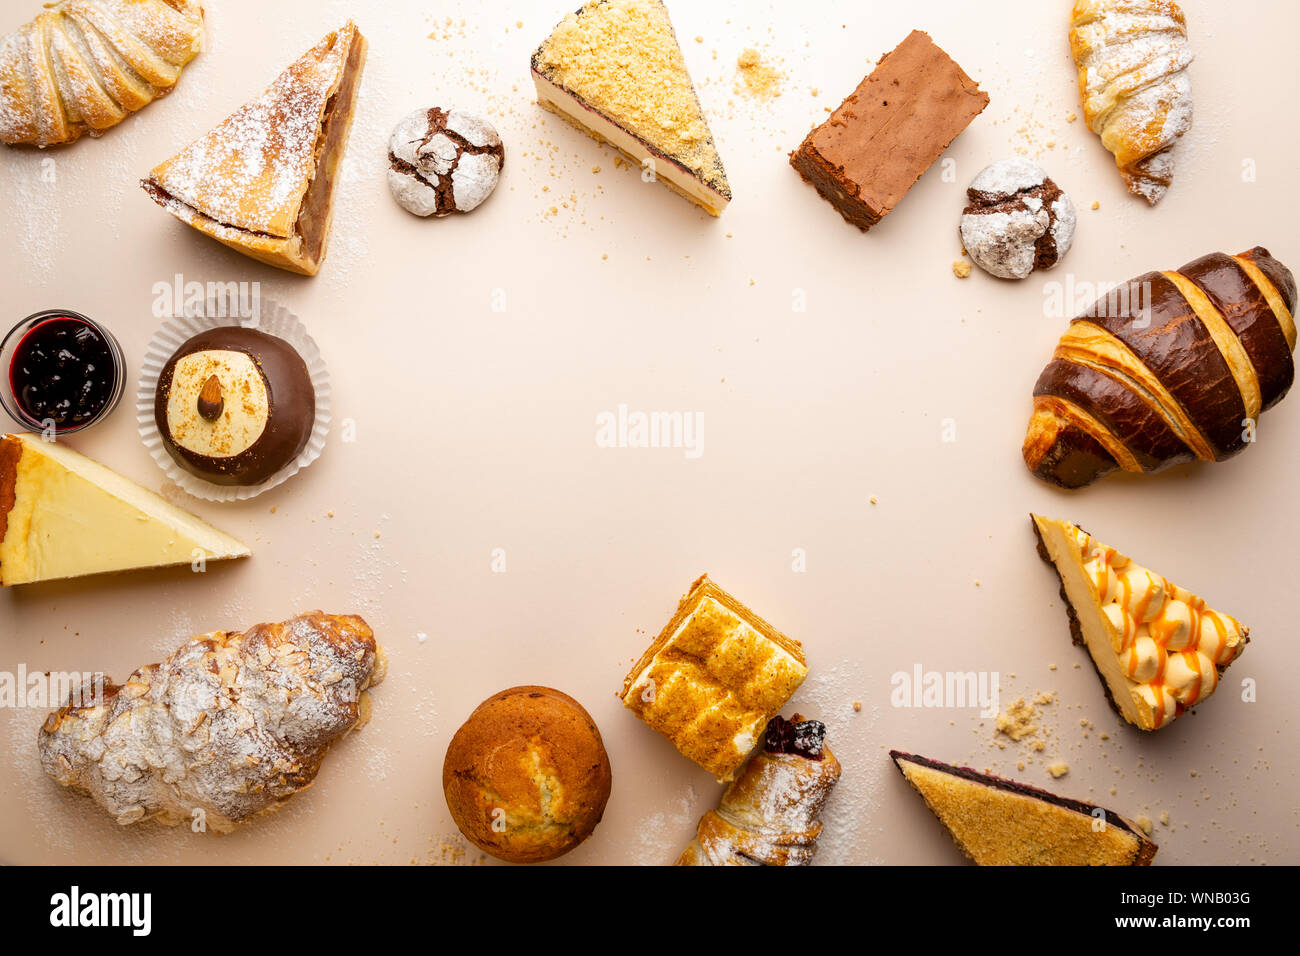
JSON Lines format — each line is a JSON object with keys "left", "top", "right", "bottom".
{"left": 0, "top": 0, "right": 204, "bottom": 147}
{"left": 38, "top": 611, "right": 385, "bottom": 832}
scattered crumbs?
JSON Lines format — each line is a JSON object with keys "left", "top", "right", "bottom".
{"left": 1091, "top": 201, "right": 1100, "bottom": 210}
{"left": 591, "top": 165, "right": 601, "bottom": 174}
{"left": 953, "top": 259, "right": 972, "bottom": 278}
{"left": 1189, "top": 769, "right": 1198, "bottom": 777}
{"left": 1047, "top": 761, "right": 1069, "bottom": 778}
{"left": 1100, "top": 732, "right": 1110, "bottom": 741}
{"left": 1160, "top": 811, "right": 1170, "bottom": 826}
{"left": 269, "top": 506, "right": 277, "bottom": 514}
{"left": 694, "top": 35, "right": 703, "bottom": 43}
{"left": 974, "top": 580, "right": 982, "bottom": 587}
{"left": 1017, "top": 760, "right": 1025, "bottom": 771}
{"left": 1136, "top": 815, "right": 1154, "bottom": 835}
{"left": 601, "top": 252, "right": 608, "bottom": 260}
{"left": 852, "top": 701, "right": 862, "bottom": 712}
{"left": 374, "top": 531, "right": 381, "bottom": 539}
{"left": 995, "top": 697, "right": 1040, "bottom": 742}
{"left": 735, "top": 47, "right": 784, "bottom": 100}
{"left": 326, "top": 510, "right": 334, "bottom": 518}
{"left": 1066, "top": 111, "right": 1078, "bottom": 123}
{"left": 869, "top": 495, "right": 878, "bottom": 505}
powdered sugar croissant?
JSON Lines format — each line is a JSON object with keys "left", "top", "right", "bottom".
{"left": 0, "top": 0, "right": 204, "bottom": 147}
{"left": 677, "top": 715, "right": 841, "bottom": 866}
{"left": 1069, "top": 0, "right": 1193, "bottom": 204}
{"left": 38, "top": 611, "right": 385, "bottom": 832}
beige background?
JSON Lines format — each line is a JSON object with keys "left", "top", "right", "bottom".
{"left": 1, "top": 0, "right": 1297, "bottom": 865}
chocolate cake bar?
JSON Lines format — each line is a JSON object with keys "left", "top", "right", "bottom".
{"left": 790, "top": 30, "right": 988, "bottom": 230}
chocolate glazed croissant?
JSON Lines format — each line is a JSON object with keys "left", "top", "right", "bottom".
{"left": 1025, "top": 247, "right": 1297, "bottom": 489}
{"left": 0, "top": 0, "right": 204, "bottom": 147}
{"left": 677, "top": 716, "right": 841, "bottom": 866}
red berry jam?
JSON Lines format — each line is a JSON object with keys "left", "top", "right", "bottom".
{"left": 763, "top": 715, "right": 826, "bottom": 760}
{"left": 6, "top": 315, "right": 119, "bottom": 430}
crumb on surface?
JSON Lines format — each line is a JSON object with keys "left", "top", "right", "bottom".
{"left": 953, "top": 259, "right": 972, "bottom": 278}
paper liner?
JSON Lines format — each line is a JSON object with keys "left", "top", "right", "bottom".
{"left": 136, "top": 300, "right": 331, "bottom": 502}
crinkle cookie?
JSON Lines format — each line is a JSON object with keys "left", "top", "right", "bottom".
{"left": 387, "top": 107, "right": 505, "bottom": 217}
{"left": 959, "top": 159, "right": 1076, "bottom": 280}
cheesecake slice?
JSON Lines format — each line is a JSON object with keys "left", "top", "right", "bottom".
{"left": 0, "top": 433, "right": 248, "bottom": 586}
{"left": 141, "top": 21, "right": 367, "bottom": 276}
{"left": 531, "top": 0, "right": 731, "bottom": 215}
{"left": 1032, "top": 514, "right": 1247, "bottom": 731}
{"left": 891, "top": 751, "right": 1157, "bottom": 866}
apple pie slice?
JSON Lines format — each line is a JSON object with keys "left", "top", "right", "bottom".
{"left": 141, "top": 21, "right": 366, "bottom": 275}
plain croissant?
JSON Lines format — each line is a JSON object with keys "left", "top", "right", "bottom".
{"left": 677, "top": 716, "right": 841, "bottom": 866}
{"left": 38, "top": 611, "right": 385, "bottom": 832}
{"left": 1024, "top": 247, "right": 1297, "bottom": 489}
{"left": 0, "top": 0, "right": 204, "bottom": 147}
{"left": 1069, "top": 0, "right": 1193, "bottom": 204}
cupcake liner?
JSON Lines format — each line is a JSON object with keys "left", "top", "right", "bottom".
{"left": 136, "top": 299, "right": 331, "bottom": 502}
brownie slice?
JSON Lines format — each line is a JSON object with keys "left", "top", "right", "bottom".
{"left": 790, "top": 30, "right": 989, "bottom": 231}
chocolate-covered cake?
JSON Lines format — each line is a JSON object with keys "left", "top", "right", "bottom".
{"left": 155, "top": 327, "right": 314, "bottom": 486}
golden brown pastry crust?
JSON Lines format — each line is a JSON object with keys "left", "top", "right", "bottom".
{"left": 442, "top": 686, "right": 612, "bottom": 864}
{"left": 140, "top": 21, "right": 366, "bottom": 275}
{"left": 677, "top": 717, "right": 841, "bottom": 866}
{"left": 0, "top": 0, "right": 204, "bottom": 147}
{"left": 622, "top": 574, "right": 807, "bottom": 781}
{"left": 1069, "top": 0, "right": 1193, "bottom": 204}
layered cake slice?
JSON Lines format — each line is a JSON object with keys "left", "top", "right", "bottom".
{"left": 1032, "top": 514, "right": 1247, "bottom": 731}
{"left": 0, "top": 433, "right": 249, "bottom": 585}
{"left": 531, "top": 0, "right": 731, "bottom": 215}
{"left": 622, "top": 575, "right": 806, "bottom": 780}
{"left": 891, "top": 751, "right": 1157, "bottom": 866}
{"left": 141, "top": 22, "right": 367, "bottom": 275}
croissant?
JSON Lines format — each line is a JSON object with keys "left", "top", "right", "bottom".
{"left": 0, "top": 0, "right": 204, "bottom": 147}
{"left": 1069, "top": 0, "right": 1193, "bottom": 204}
{"left": 38, "top": 611, "right": 385, "bottom": 832}
{"left": 677, "top": 715, "right": 841, "bottom": 866}
{"left": 1024, "top": 247, "right": 1297, "bottom": 489}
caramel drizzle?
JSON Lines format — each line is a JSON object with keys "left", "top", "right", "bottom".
{"left": 1077, "top": 527, "right": 1238, "bottom": 727}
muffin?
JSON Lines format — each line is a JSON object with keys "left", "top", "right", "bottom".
{"left": 154, "top": 326, "right": 315, "bottom": 486}
{"left": 442, "top": 686, "right": 612, "bottom": 863}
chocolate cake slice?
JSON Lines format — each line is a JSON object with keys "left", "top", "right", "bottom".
{"left": 891, "top": 751, "right": 1157, "bottom": 866}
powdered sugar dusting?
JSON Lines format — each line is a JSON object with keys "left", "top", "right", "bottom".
{"left": 148, "top": 23, "right": 352, "bottom": 235}
{"left": 37, "top": 611, "right": 382, "bottom": 832}
{"left": 1070, "top": 1, "right": 1194, "bottom": 203}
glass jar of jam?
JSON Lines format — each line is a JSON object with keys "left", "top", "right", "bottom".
{"left": 0, "top": 310, "right": 125, "bottom": 435}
